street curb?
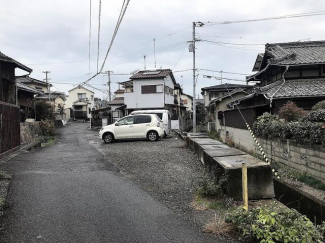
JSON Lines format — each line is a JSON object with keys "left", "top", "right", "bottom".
{"left": 0, "top": 140, "right": 41, "bottom": 163}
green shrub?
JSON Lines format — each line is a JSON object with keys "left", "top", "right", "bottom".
{"left": 39, "top": 119, "right": 55, "bottom": 137}
{"left": 35, "top": 101, "right": 54, "bottom": 121}
{"left": 226, "top": 205, "right": 324, "bottom": 242}
{"left": 289, "top": 122, "right": 324, "bottom": 145}
{"left": 304, "top": 109, "right": 325, "bottom": 122}
{"left": 312, "top": 100, "right": 325, "bottom": 110}
{"left": 196, "top": 179, "right": 222, "bottom": 198}
{"left": 279, "top": 101, "right": 306, "bottom": 122}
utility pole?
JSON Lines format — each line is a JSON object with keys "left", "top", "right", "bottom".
{"left": 43, "top": 71, "right": 51, "bottom": 103}
{"left": 220, "top": 70, "right": 223, "bottom": 84}
{"left": 104, "top": 70, "right": 113, "bottom": 102}
{"left": 190, "top": 21, "right": 204, "bottom": 133}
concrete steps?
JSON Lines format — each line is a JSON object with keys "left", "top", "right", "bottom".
{"left": 186, "top": 134, "right": 274, "bottom": 200}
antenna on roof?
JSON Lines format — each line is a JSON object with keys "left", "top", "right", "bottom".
{"left": 144, "top": 55, "right": 146, "bottom": 70}
{"left": 153, "top": 38, "right": 156, "bottom": 68}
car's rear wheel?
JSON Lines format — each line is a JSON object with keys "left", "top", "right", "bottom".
{"left": 147, "top": 131, "right": 158, "bottom": 141}
{"left": 103, "top": 132, "right": 114, "bottom": 144}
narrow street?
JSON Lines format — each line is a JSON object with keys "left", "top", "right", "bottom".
{"left": 0, "top": 123, "right": 218, "bottom": 243}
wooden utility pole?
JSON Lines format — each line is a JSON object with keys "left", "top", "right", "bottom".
{"left": 104, "top": 70, "right": 113, "bottom": 102}
{"left": 43, "top": 71, "right": 51, "bottom": 102}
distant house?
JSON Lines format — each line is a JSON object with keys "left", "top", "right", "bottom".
{"left": 201, "top": 83, "right": 251, "bottom": 108}
{"left": 108, "top": 89, "right": 125, "bottom": 122}
{"left": 121, "top": 69, "right": 176, "bottom": 114}
{"left": 180, "top": 93, "right": 193, "bottom": 112}
{"left": 65, "top": 85, "right": 95, "bottom": 120}
{"left": 35, "top": 91, "right": 66, "bottom": 114}
{"left": 0, "top": 51, "right": 32, "bottom": 156}
{"left": 16, "top": 75, "right": 51, "bottom": 93}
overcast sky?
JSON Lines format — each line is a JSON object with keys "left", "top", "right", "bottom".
{"left": 1, "top": 0, "right": 325, "bottom": 100}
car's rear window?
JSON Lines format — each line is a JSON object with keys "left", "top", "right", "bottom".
{"left": 135, "top": 115, "right": 151, "bottom": 124}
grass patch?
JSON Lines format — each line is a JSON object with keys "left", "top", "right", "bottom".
{"left": 41, "top": 136, "right": 56, "bottom": 147}
{"left": 207, "top": 131, "right": 220, "bottom": 141}
{"left": 203, "top": 212, "right": 236, "bottom": 238}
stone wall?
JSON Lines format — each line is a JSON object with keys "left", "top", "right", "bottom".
{"left": 259, "top": 138, "right": 325, "bottom": 183}
{"left": 20, "top": 122, "right": 42, "bottom": 144}
{"left": 219, "top": 126, "right": 325, "bottom": 182}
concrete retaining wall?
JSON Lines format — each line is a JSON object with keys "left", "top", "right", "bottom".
{"left": 219, "top": 126, "right": 325, "bottom": 182}
{"left": 20, "top": 122, "right": 42, "bottom": 144}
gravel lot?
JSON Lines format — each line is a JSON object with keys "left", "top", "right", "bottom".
{"left": 87, "top": 132, "right": 217, "bottom": 227}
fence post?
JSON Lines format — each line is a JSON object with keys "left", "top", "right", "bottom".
{"left": 242, "top": 163, "right": 248, "bottom": 210}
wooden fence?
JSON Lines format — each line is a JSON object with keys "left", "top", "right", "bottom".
{"left": 0, "top": 102, "right": 20, "bottom": 155}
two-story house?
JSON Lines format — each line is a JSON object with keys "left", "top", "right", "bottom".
{"left": 230, "top": 41, "right": 325, "bottom": 115}
{"left": 65, "top": 85, "right": 95, "bottom": 120}
{"left": 121, "top": 69, "right": 176, "bottom": 115}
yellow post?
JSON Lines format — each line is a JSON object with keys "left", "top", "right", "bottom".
{"left": 242, "top": 163, "right": 248, "bottom": 210}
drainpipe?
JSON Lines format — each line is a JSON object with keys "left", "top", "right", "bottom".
{"left": 268, "top": 65, "right": 289, "bottom": 114}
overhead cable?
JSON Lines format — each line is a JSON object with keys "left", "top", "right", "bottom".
{"left": 204, "top": 11, "right": 325, "bottom": 26}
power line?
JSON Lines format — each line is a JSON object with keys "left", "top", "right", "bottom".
{"left": 99, "top": 0, "right": 130, "bottom": 73}
{"left": 204, "top": 11, "right": 325, "bottom": 26}
{"left": 201, "top": 40, "right": 265, "bottom": 46}
{"left": 199, "top": 69, "right": 250, "bottom": 76}
{"left": 81, "top": 0, "right": 131, "bottom": 86}
{"left": 89, "top": 0, "right": 92, "bottom": 76}
{"left": 173, "top": 46, "right": 187, "bottom": 69}
{"left": 202, "top": 41, "right": 264, "bottom": 51}
{"left": 97, "top": 0, "right": 102, "bottom": 73}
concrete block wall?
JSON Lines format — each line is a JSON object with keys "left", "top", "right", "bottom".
{"left": 219, "top": 126, "right": 325, "bottom": 183}
{"left": 20, "top": 122, "right": 42, "bottom": 144}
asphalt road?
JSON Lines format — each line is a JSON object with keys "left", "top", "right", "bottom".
{"left": 0, "top": 123, "right": 218, "bottom": 243}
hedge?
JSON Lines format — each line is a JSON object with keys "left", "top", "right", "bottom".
{"left": 253, "top": 112, "right": 325, "bottom": 147}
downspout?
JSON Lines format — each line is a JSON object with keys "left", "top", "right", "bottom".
{"left": 268, "top": 65, "right": 289, "bottom": 114}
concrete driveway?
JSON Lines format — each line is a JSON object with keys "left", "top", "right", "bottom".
{"left": 0, "top": 123, "right": 220, "bottom": 243}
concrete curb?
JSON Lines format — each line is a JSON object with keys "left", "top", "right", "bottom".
{"left": 0, "top": 140, "right": 41, "bottom": 163}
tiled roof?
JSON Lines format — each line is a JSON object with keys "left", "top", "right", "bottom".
{"left": 0, "top": 52, "right": 32, "bottom": 72}
{"left": 108, "top": 97, "right": 124, "bottom": 105}
{"left": 16, "top": 75, "right": 51, "bottom": 87}
{"left": 130, "top": 69, "right": 176, "bottom": 84}
{"left": 17, "top": 83, "right": 43, "bottom": 94}
{"left": 35, "top": 93, "right": 66, "bottom": 101}
{"left": 258, "top": 78, "right": 325, "bottom": 99}
{"left": 210, "top": 88, "right": 250, "bottom": 104}
{"left": 248, "top": 41, "right": 325, "bottom": 81}
{"left": 265, "top": 41, "right": 325, "bottom": 65}
{"left": 114, "top": 89, "right": 125, "bottom": 94}
{"left": 201, "top": 83, "right": 251, "bottom": 91}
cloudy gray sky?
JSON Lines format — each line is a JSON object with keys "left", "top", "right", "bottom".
{"left": 2, "top": 0, "right": 325, "bottom": 99}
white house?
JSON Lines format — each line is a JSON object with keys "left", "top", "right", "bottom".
{"left": 65, "top": 85, "right": 95, "bottom": 120}
{"left": 121, "top": 69, "right": 176, "bottom": 114}
{"left": 181, "top": 93, "right": 193, "bottom": 112}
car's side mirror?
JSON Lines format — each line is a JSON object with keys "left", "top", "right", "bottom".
{"left": 115, "top": 123, "right": 119, "bottom": 126}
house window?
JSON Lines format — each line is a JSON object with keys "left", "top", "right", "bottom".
{"left": 78, "top": 93, "right": 86, "bottom": 99}
{"left": 35, "top": 86, "right": 43, "bottom": 90}
{"left": 141, "top": 85, "right": 163, "bottom": 94}
{"left": 183, "top": 99, "right": 188, "bottom": 104}
{"left": 91, "top": 95, "right": 94, "bottom": 101}
{"left": 74, "top": 106, "right": 83, "bottom": 110}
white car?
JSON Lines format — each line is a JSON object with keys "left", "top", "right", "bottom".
{"left": 99, "top": 114, "right": 164, "bottom": 144}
